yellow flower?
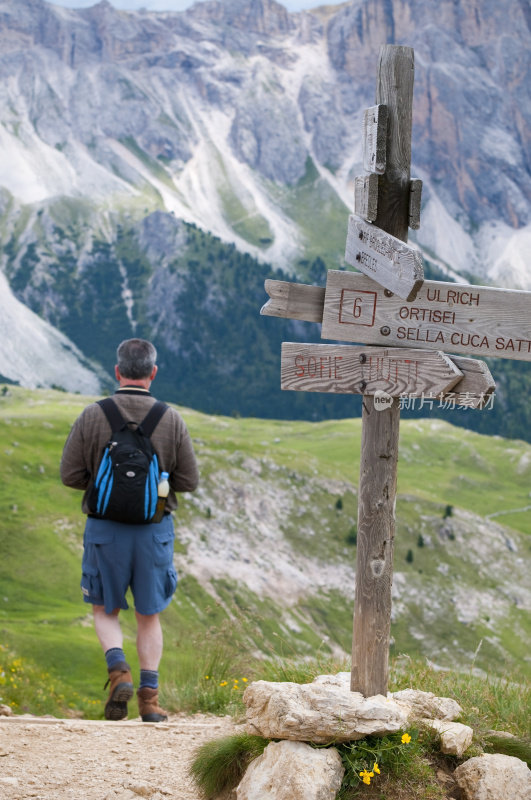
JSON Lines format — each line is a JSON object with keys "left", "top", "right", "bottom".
{"left": 360, "top": 769, "right": 374, "bottom": 785}
{"left": 204, "top": 675, "right": 210, "bottom": 680}
{"left": 242, "top": 677, "right": 248, "bottom": 682}
{"left": 373, "top": 762, "right": 380, "bottom": 774}
{"left": 401, "top": 733, "right": 412, "bottom": 744}
{"left": 219, "top": 680, "right": 228, "bottom": 687}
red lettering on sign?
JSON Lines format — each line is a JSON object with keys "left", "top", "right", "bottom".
{"left": 396, "top": 327, "right": 445, "bottom": 344}
{"left": 339, "top": 289, "right": 377, "bottom": 326}
{"left": 293, "top": 353, "right": 344, "bottom": 380}
{"left": 496, "top": 337, "right": 531, "bottom": 353}
{"left": 450, "top": 333, "right": 489, "bottom": 348}
{"left": 425, "top": 288, "right": 480, "bottom": 306}
{"left": 364, "top": 356, "right": 420, "bottom": 383}
{"left": 398, "top": 306, "right": 456, "bottom": 325}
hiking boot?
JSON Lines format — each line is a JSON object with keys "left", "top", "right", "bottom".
{"left": 137, "top": 687, "right": 168, "bottom": 723}
{"left": 104, "top": 661, "right": 134, "bottom": 721}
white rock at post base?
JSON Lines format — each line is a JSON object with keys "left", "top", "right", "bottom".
{"left": 236, "top": 740, "right": 344, "bottom": 800}
{"left": 422, "top": 718, "right": 473, "bottom": 756}
{"left": 391, "top": 689, "right": 463, "bottom": 720}
{"left": 454, "top": 753, "right": 531, "bottom": 800}
{"left": 243, "top": 680, "right": 409, "bottom": 743}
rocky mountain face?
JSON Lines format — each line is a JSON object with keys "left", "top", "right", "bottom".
{"left": 0, "top": 0, "right": 529, "bottom": 418}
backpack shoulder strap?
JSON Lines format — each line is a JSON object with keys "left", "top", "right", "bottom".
{"left": 139, "top": 401, "right": 169, "bottom": 438}
{"left": 96, "top": 397, "right": 126, "bottom": 433}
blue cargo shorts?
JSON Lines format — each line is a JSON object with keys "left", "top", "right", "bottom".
{"left": 80, "top": 515, "right": 178, "bottom": 615}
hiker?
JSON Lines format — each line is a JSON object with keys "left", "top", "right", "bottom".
{"left": 60, "top": 338, "right": 199, "bottom": 722}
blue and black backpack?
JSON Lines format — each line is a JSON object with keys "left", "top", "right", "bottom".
{"left": 88, "top": 398, "right": 168, "bottom": 524}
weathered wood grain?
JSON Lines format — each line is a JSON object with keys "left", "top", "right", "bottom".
{"left": 350, "top": 45, "right": 417, "bottom": 698}
{"left": 354, "top": 174, "right": 379, "bottom": 222}
{"left": 261, "top": 279, "right": 324, "bottom": 323}
{"left": 322, "top": 270, "right": 531, "bottom": 362}
{"left": 363, "top": 104, "right": 387, "bottom": 174}
{"left": 373, "top": 45, "right": 414, "bottom": 241}
{"left": 261, "top": 279, "right": 323, "bottom": 319}
{"left": 344, "top": 215, "right": 424, "bottom": 301}
{"left": 262, "top": 280, "right": 496, "bottom": 408}
{"left": 351, "top": 394, "right": 400, "bottom": 697}
{"left": 281, "top": 343, "right": 463, "bottom": 397}
{"left": 409, "top": 178, "right": 423, "bottom": 229}
{"left": 449, "top": 356, "right": 495, "bottom": 409}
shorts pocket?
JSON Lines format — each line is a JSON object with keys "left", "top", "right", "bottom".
{"left": 153, "top": 530, "right": 174, "bottom": 566}
{"left": 165, "top": 566, "right": 178, "bottom": 599}
{"left": 81, "top": 562, "right": 103, "bottom": 602}
{"left": 84, "top": 528, "right": 115, "bottom": 546}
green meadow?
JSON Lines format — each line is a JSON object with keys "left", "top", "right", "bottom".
{"left": 0, "top": 387, "right": 529, "bottom": 720}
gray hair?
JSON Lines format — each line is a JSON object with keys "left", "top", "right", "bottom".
{"left": 116, "top": 338, "right": 157, "bottom": 379}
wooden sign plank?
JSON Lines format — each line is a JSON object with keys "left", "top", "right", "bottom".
{"left": 446, "top": 355, "right": 495, "bottom": 409}
{"left": 281, "top": 343, "right": 463, "bottom": 397}
{"left": 344, "top": 215, "right": 424, "bottom": 301}
{"left": 260, "top": 280, "right": 324, "bottom": 323}
{"left": 354, "top": 174, "right": 379, "bottom": 222}
{"left": 262, "top": 279, "right": 323, "bottom": 320}
{"left": 363, "top": 104, "right": 387, "bottom": 174}
{"left": 281, "top": 343, "right": 495, "bottom": 407}
{"left": 321, "top": 271, "right": 531, "bottom": 362}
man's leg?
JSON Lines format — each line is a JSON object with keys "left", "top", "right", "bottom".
{"left": 93, "top": 605, "right": 123, "bottom": 652}
{"left": 135, "top": 611, "right": 163, "bottom": 670}
{"left": 136, "top": 611, "right": 168, "bottom": 722}
{"left": 93, "top": 605, "right": 134, "bottom": 720}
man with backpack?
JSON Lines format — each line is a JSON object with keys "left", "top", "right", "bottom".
{"left": 61, "top": 338, "right": 199, "bottom": 722}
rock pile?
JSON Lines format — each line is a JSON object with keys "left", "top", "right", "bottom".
{"left": 227, "top": 673, "right": 531, "bottom": 800}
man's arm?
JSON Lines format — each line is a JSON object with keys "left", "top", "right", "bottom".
{"left": 170, "top": 425, "right": 199, "bottom": 493}
{"left": 60, "top": 415, "right": 91, "bottom": 490}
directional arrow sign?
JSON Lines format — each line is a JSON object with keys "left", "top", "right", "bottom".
{"left": 281, "top": 343, "right": 463, "bottom": 397}
{"left": 345, "top": 215, "right": 424, "bottom": 301}
{"left": 261, "top": 279, "right": 325, "bottom": 322}
{"left": 321, "top": 271, "right": 531, "bottom": 362}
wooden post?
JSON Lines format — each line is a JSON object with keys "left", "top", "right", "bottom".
{"left": 350, "top": 45, "right": 415, "bottom": 697}
{"left": 374, "top": 45, "right": 414, "bottom": 241}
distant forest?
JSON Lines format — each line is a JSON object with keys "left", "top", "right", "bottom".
{"left": 7, "top": 218, "right": 531, "bottom": 443}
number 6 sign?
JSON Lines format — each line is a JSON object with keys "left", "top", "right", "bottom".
{"left": 339, "top": 289, "right": 377, "bottom": 326}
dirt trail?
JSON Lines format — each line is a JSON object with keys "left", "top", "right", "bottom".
{"left": 0, "top": 713, "right": 238, "bottom": 800}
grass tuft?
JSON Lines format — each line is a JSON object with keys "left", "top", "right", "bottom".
{"left": 163, "top": 632, "right": 249, "bottom": 717}
{"left": 190, "top": 733, "right": 268, "bottom": 799}
{"left": 482, "top": 733, "right": 531, "bottom": 767}
{"left": 0, "top": 643, "right": 94, "bottom": 717}
{"left": 389, "top": 655, "right": 531, "bottom": 738}
{"left": 258, "top": 653, "right": 349, "bottom": 685}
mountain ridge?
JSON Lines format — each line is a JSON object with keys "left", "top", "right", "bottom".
{"left": 1, "top": 0, "right": 529, "bottom": 272}
{"left": 0, "top": 0, "right": 530, "bottom": 431}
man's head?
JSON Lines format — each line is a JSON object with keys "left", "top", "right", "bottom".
{"left": 115, "top": 338, "right": 158, "bottom": 386}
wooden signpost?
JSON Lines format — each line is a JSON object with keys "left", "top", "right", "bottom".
{"left": 260, "top": 44, "right": 523, "bottom": 698}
